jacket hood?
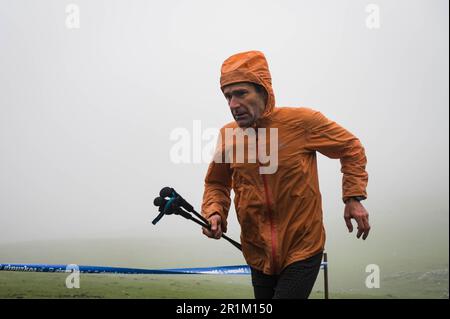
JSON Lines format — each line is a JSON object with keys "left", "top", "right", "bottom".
{"left": 220, "top": 51, "right": 275, "bottom": 123}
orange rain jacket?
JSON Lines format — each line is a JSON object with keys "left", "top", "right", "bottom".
{"left": 201, "top": 51, "right": 368, "bottom": 275}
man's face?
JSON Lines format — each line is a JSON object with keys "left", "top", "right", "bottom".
{"left": 222, "top": 82, "right": 267, "bottom": 128}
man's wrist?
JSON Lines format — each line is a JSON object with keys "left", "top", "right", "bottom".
{"left": 344, "top": 196, "right": 366, "bottom": 204}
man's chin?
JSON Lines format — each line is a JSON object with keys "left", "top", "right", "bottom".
{"left": 236, "top": 121, "right": 251, "bottom": 128}
{"left": 235, "top": 118, "right": 253, "bottom": 128}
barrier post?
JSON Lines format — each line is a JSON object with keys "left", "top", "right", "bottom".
{"left": 323, "top": 252, "right": 329, "bottom": 299}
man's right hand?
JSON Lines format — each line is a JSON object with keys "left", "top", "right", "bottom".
{"left": 202, "top": 214, "right": 223, "bottom": 239}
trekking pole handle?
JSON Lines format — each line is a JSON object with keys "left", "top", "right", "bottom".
{"left": 183, "top": 211, "right": 242, "bottom": 251}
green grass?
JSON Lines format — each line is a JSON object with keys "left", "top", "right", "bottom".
{"left": 0, "top": 271, "right": 425, "bottom": 299}
{"left": 0, "top": 271, "right": 347, "bottom": 299}
{"left": 0, "top": 271, "right": 255, "bottom": 299}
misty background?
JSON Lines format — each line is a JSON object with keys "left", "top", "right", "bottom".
{"left": 0, "top": 0, "right": 448, "bottom": 297}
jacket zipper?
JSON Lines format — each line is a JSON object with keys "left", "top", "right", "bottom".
{"left": 261, "top": 175, "right": 278, "bottom": 274}
{"left": 256, "top": 129, "right": 278, "bottom": 274}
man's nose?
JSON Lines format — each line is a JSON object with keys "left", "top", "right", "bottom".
{"left": 229, "top": 96, "right": 240, "bottom": 109}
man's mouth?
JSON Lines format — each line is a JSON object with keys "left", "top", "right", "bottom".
{"left": 234, "top": 113, "right": 248, "bottom": 120}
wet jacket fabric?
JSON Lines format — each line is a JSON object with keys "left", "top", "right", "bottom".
{"left": 201, "top": 51, "right": 368, "bottom": 275}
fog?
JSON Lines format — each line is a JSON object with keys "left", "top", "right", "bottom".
{"left": 0, "top": 0, "right": 448, "bottom": 296}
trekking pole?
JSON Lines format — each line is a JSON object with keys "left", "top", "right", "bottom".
{"left": 153, "top": 188, "right": 242, "bottom": 251}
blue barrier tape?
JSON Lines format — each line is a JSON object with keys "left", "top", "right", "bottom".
{"left": 0, "top": 262, "right": 326, "bottom": 274}
{"left": 0, "top": 264, "right": 251, "bottom": 274}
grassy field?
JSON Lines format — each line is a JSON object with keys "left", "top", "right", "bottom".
{"left": 1, "top": 270, "right": 446, "bottom": 299}
{"left": 0, "top": 271, "right": 372, "bottom": 299}
{"left": 0, "top": 271, "right": 254, "bottom": 299}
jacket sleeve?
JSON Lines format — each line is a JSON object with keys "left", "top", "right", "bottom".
{"left": 201, "top": 132, "right": 232, "bottom": 232}
{"left": 304, "top": 109, "right": 368, "bottom": 203}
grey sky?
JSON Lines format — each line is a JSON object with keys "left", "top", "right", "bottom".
{"left": 0, "top": 0, "right": 448, "bottom": 274}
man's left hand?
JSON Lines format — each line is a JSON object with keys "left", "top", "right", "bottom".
{"left": 344, "top": 199, "right": 371, "bottom": 240}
